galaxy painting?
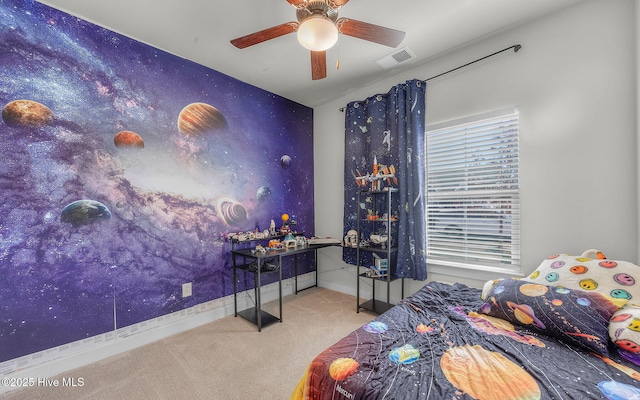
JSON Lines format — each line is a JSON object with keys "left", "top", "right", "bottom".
{"left": 0, "top": 0, "right": 314, "bottom": 363}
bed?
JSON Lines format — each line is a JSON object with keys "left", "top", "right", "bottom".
{"left": 291, "top": 251, "right": 640, "bottom": 400}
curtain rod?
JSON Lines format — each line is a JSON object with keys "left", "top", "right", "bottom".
{"left": 339, "top": 44, "right": 522, "bottom": 112}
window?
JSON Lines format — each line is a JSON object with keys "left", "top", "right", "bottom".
{"left": 425, "top": 108, "right": 520, "bottom": 271}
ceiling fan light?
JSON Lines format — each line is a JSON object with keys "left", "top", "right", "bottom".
{"left": 297, "top": 15, "right": 338, "bottom": 51}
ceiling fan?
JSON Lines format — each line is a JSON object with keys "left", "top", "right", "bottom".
{"left": 230, "top": 0, "right": 406, "bottom": 80}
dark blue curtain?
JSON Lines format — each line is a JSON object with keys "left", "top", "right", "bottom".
{"left": 342, "top": 79, "right": 427, "bottom": 280}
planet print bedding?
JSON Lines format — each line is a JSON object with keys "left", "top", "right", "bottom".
{"left": 290, "top": 282, "right": 640, "bottom": 400}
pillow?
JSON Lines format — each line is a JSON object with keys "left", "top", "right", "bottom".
{"left": 521, "top": 251, "right": 640, "bottom": 308}
{"left": 481, "top": 278, "right": 503, "bottom": 300}
{"left": 479, "top": 278, "right": 619, "bottom": 355}
{"left": 609, "top": 304, "right": 640, "bottom": 355}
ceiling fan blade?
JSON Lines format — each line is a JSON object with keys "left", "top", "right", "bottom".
{"left": 230, "top": 22, "right": 298, "bottom": 49}
{"left": 328, "top": 0, "right": 350, "bottom": 8}
{"left": 286, "top": 0, "right": 307, "bottom": 7}
{"left": 337, "top": 18, "right": 405, "bottom": 48}
{"left": 310, "top": 50, "right": 327, "bottom": 80}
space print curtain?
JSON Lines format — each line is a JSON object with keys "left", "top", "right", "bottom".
{"left": 343, "top": 79, "right": 427, "bottom": 280}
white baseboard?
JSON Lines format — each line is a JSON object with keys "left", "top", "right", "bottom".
{"left": 0, "top": 273, "right": 316, "bottom": 394}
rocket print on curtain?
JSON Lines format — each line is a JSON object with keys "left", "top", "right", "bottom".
{"left": 0, "top": 0, "right": 314, "bottom": 363}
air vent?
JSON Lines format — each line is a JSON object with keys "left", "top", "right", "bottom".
{"left": 375, "top": 47, "right": 416, "bottom": 70}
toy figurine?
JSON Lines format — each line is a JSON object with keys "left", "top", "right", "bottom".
{"left": 280, "top": 213, "right": 291, "bottom": 234}
{"left": 295, "top": 236, "right": 307, "bottom": 247}
{"left": 344, "top": 230, "right": 358, "bottom": 247}
{"left": 283, "top": 232, "right": 296, "bottom": 248}
{"left": 352, "top": 155, "right": 398, "bottom": 190}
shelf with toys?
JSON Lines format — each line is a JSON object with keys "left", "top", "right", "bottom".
{"left": 350, "top": 156, "right": 405, "bottom": 314}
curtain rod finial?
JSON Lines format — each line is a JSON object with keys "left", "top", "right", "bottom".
{"left": 514, "top": 44, "right": 522, "bottom": 52}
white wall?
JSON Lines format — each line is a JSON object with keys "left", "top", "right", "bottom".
{"left": 637, "top": 0, "right": 640, "bottom": 268}
{"left": 314, "top": 0, "right": 638, "bottom": 299}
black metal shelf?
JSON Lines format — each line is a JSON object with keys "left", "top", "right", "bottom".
{"left": 236, "top": 307, "right": 280, "bottom": 329}
{"left": 358, "top": 299, "right": 395, "bottom": 314}
{"left": 355, "top": 189, "right": 404, "bottom": 314}
{"left": 359, "top": 246, "right": 397, "bottom": 253}
{"left": 360, "top": 188, "right": 399, "bottom": 194}
{"left": 358, "top": 271, "right": 402, "bottom": 282}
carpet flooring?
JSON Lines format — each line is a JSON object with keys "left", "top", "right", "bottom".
{"left": 1, "top": 287, "right": 376, "bottom": 400}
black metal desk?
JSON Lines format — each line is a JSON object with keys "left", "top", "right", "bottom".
{"left": 231, "top": 242, "right": 337, "bottom": 331}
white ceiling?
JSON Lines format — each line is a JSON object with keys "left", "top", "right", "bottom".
{"left": 38, "top": 0, "right": 583, "bottom": 108}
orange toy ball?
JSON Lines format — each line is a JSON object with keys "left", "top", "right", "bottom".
{"left": 281, "top": 213, "right": 289, "bottom": 221}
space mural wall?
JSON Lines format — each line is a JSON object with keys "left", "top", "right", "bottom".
{"left": 0, "top": 0, "right": 314, "bottom": 363}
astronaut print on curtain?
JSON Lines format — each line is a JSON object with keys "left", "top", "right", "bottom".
{"left": 343, "top": 79, "right": 427, "bottom": 280}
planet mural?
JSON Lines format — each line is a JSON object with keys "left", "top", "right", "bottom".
{"left": 280, "top": 154, "right": 291, "bottom": 168}
{"left": 60, "top": 199, "right": 112, "bottom": 226}
{"left": 256, "top": 186, "right": 271, "bottom": 201}
{"left": 177, "top": 102, "right": 228, "bottom": 135}
{"left": 114, "top": 130, "right": 145, "bottom": 148}
{"left": 0, "top": 0, "right": 314, "bottom": 366}
{"left": 214, "top": 195, "right": 248, "bottom": 227}
{"left": 1, "top": 99, "right": 53, "bottom": 127}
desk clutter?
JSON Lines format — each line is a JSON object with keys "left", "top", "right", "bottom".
{"left": 226, "top": 213, "right": 305, "bottom": 251}
{"left": 227, "top": 213, "right": 295, "bottom": 238}
{"left": 226, "top": 214, "right": 342, "bottom": 254}
{"left": 253, "top": 234, "right": 307, "bottom": 253}
{"left": 228, "top": 232, "right": 307, "bottom": 253}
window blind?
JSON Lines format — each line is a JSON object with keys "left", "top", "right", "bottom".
{"left": 426, "top": 108, "right": 520, "bottom": 269}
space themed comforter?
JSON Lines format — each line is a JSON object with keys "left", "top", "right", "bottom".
{"left": 290, "top": 282, "right": 640, "bottom": 400}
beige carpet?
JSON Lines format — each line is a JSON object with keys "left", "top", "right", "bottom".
{"left": 1, "top": 288, "right": 376, "bottom": 400}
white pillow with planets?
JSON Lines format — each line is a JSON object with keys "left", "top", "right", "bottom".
{"left": 521, "top": 250, "right": 640, "bottom": 308}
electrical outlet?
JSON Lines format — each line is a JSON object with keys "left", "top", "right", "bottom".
{"left": 182, "top": 282, "right": 192, "bottom": 298}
